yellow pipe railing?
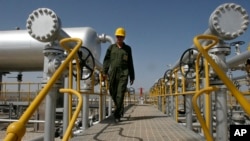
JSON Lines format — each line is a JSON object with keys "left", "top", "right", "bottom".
{"left": 68, "top": 54, "right": 73, "bottom": 126}
{"left": 192, "top": 86, "right": 218, "bottom": 141}
{"left": 174, "top": 70, "right": 179, "bottom": 121}
{"left": 4, "top": 38, "right": 83, "bottom": 141}
{"left": 59, "top": 88, "right": 82, "bottom": 141}
{"left": 193, "top": 35, "right": 250, "bottom": 116}
{"left": 204, "top": 59, "right": 212, "bottom": 131}
{"left": 149, "top": 34, "right": 250, "bottom": 141}
{"left": 61, "top": 37, "right": 82, "bottom": 139}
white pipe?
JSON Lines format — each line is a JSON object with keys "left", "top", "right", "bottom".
{"left": 0, "top": 27, "right": 102, "bottom": 71}
{"left": 0, "top": 119, "right": 45, "bottom": 123}
{"left": 226, "top": 50, "right": 250, "bottom": 69}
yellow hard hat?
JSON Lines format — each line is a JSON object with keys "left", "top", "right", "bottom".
{"left": 115, "top": 27, "right": 126, "bottom": 37}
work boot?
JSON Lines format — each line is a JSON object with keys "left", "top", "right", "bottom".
{"left": 114, "top": 118, "right": 121, "bottom": 123}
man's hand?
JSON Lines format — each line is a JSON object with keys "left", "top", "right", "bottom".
{"left": 130, "top": 80, "right": 134, "bottom": 85}
{"left": 102, "top": 74, "right": 108, "bottom": 81}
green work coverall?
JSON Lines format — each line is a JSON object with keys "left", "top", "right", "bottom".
{"left": 103, "top": 43, "right": 135, "bottom": 119}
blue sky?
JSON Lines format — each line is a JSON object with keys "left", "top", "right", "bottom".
{"left": 1, "top": 0, "right": 250, "bottom": 93}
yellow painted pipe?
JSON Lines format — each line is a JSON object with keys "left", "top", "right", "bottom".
{"left": 4, "top": 38, "right": 83, "bottom": 141}
{"left": 68, "top": 57, "right": 73, "bottom": 126}
{"left": 60, "top": 88, "right": 83, "bottom": 141}
{"left": 192, "top": 86, "right": 218, "bottom": 141}
{"left": 204, "top": 59, "right": 211, "bottom": 130}
{"left": 64, "top": 40, "right": 81, "bottom": 139}
{"left": 194, "top": 35, "right": 250, "bottom": 116}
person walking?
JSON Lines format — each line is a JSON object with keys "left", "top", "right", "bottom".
{"left": 103, "top": 27, "right": 135, "bottom": 122}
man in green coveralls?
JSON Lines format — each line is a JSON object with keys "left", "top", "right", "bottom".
{"left": 103, "top": 27, "right": 135, "bottom": 122}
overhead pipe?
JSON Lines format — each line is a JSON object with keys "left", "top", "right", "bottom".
{"left": 98, "top": 33, "right": 115, "bottom": 44}
{"left": 97, "top": 33, "right": 115, "bottom": 69}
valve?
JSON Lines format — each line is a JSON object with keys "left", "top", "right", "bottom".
{"left": 17, "top": 73, "right": 22, "bottom": 82}
{"left": 163, "top": 69, "right": 173, "bottom": 81}
{"left": 8, "top": 72, "right": 23, "bottom": 82}
{"left": 73, "top": 46, "right": 95, "bottom": 80}
{"left": 179, "top": 48, "right": 203, "bottom": 79}
{"left": 233, "top": 80, "right": 240, "bottom": 89}
{"left": 230, "top": 41, "right": 245, "bottom": 55}
{"left": 128, "top": 87, "right": 135, "bottom": 95}
{"left": 163, "top": 69, "right": 175, "bottom": 88}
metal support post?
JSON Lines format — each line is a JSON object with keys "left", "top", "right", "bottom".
{"left": 185, "top": 94, "right": 193, "bottom": 130}
{"left": 102, "top": 94, "right": 106, "bottom": 118}
{"left": 171, "top": 96, "right": 176, "bottom": 119}
{"left": 108, "top": 94, "right": 112, "bottom": 116}
{"left": 42, "top": 44, "right": 64, "bottom": 141}
{"left": 81, "top": 78, "right": 91, "bottom": 130}
{"left": 215, "top": 86, "right": 228, "bottom": 141}
{"left": 165, "top": 96, "right": 169, "bottom": 116}
{"left": 44, "top": 87, "right": 59, "bottom": 141}
{"left": 62, "top": 86, "right": 69, "bottom": 137}
{"left": 82, "top": 94, "right": 89, "bottom": 130}
{"left": 158, "top": 96, "right": 162, "bottom": 111}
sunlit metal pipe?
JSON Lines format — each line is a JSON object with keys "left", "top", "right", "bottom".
{"left": 171, "top": 3, "right": 249, "bottom": 71}
{"left": 226, "top": 50, "right": 250, "bottom": 69}
{"left": 0, "top": 27, "right": 102, "bottom": 71}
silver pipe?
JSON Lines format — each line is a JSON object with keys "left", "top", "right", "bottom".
{"left": 44, "top": 87, "right": 58, "bottom": 141}
{"left": 0, "top": 27, "right": 103, "bottom": 71}
{"left": 185, "top": 94, "right": 193, "bottom": 130}
{"left": 62, "top": 79, "right": 69, "bottom": 138}
{"left": 98, "top": 34, "right": 115, "bottom": 44}
{"left": 0, "top": 30, "right": 44, "bottom": 71}
{"left": 81, "top": 94, "right": 89, "bottom": 130}
{"left": 0, "top": 119, "right": 45, "bottom": 123}
{"left": 215, "top": 87, "right": 228, "bottom": 141}
{"left": 226, "top": 50, "right": 250, "bottom": 69}
{"left": 232, "top": 74, "right": 247, "bottom": 80}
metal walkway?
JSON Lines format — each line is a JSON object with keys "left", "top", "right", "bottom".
{"left": 72, "top": 104, "right": 205, "bottom": 141}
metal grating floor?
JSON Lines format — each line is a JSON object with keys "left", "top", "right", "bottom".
{"left": 71, "top": 104, "right": 205, "bottom": 141}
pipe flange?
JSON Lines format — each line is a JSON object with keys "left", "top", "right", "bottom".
{"left": 208, "top": 41, "right": 231, "bottom": 56}
{"left": 209, "top": 3, "right": 249, "bottom": 40}
{"left": 26, "top": 8, "right": 60, "bottom": 42}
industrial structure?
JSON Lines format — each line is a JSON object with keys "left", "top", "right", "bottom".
{"left": 149, "top": 3, "right": 250, "bottom": 141}
{"left": 0, "top": 2, "right": 249, "bottom": 141}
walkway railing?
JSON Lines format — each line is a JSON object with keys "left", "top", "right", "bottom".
{"left": 4, "top": 38, "right": 84, "bottom": 141}
{"left": 149, "top": 35, "right": 250, "bottom": 141}
{"left": 193, "top": 35, "right": 250, "bottom": 141}
{"left": 0, "top": 82, "right": 41, "bottom": 104}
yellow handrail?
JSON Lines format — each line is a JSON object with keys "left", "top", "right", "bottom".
{"left": 59, "top": 89, "right": 83, "bottom": 141}
{"left": 192, "top": 86, "right": 218, "bottom": 141}
{"left": 193, "top": 35, "right": 250, "bottom": 116}
{"left": 4, "top": 38, "right": 83, "bottom": 141}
